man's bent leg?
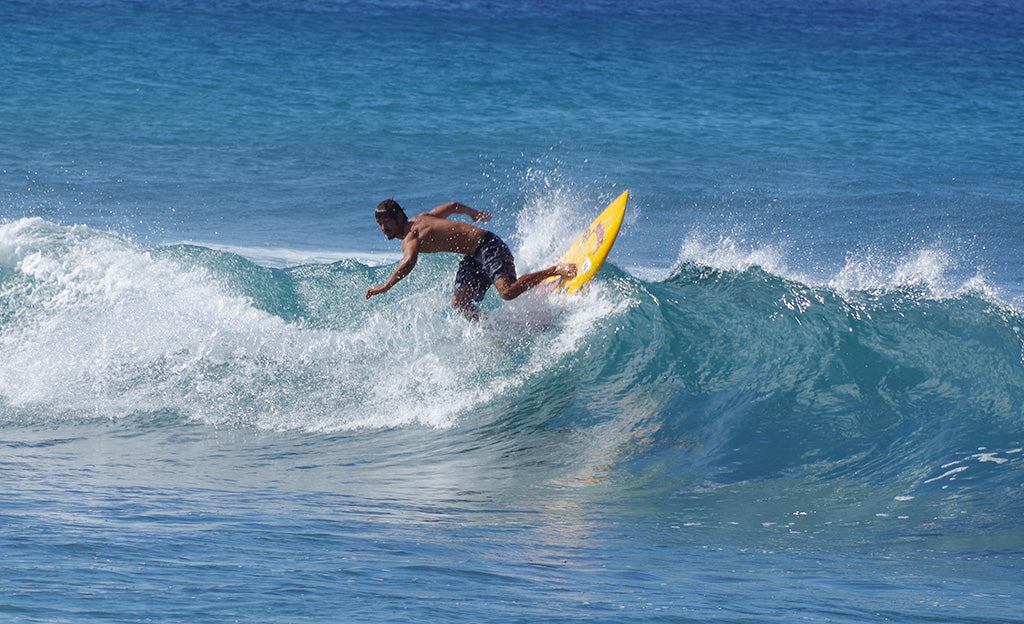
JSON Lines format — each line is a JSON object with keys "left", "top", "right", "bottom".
{"left": 493, "top": 263, "right": 577, "bottom": 301}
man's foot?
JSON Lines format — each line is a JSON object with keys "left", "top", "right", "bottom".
{"left": 555, "top": 262, "right": 578, "bottom": 279}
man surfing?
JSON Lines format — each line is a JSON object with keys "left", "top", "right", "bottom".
{"left": 366, "top": 198, "right": 577, "bottom": 321}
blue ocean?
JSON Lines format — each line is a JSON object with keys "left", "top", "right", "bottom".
{"left": 3, "top": 1, "right": 1023, "bottom": 621}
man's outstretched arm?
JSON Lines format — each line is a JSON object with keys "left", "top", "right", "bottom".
{"left": 428, "top": 201, "right": 491, "bottom": 223}
{"left": 366, "top": 231, "right": 421, "bottom": 299}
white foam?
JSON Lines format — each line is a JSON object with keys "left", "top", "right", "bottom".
{"left": 666, "top": 228, "right": 1005, "bottom": 304}
{"left": 924, "top": 465, "right": 969, "bottom": 484}
{"left": 0, "top": 217, "right": 624, "bottom": 433}
{"left": 672, "top": 231, "right": 790, "bottom": 277}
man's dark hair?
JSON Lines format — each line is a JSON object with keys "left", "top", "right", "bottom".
{"left": 375, "top": 198, "right": 406, "bottom": 222}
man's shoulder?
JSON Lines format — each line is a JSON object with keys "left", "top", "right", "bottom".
{"left": 406, "top": 215, "right": 442, "bottom": 240}
{"left": 408, "top": 213, "right": 440, "bottom": 227}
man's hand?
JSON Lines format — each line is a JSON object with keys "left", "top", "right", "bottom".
{"left": 366, "top": 285, "right": 388, "bottom": 299}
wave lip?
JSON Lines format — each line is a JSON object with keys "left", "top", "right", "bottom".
{"left": 667, "top": 229, "right": 1008, "bottom": 307}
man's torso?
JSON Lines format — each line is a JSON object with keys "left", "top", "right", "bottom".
{"left": 408, "top": 214, "right": 487, "bottom": 255}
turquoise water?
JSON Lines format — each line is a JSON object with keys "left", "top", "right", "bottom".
{"left": 3, "top": 1, "right": 1024, "bottom": 622}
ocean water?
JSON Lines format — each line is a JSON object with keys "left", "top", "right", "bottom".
{"left": 3, "top": 0, "right": 1024, "bottom": 622}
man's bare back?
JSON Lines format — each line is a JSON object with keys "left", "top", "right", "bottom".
{"left": 366, "top": 198, "right": 576, "bottom": 320}
{"left": 404, "top": 214, "right": 486, "bottom": 255}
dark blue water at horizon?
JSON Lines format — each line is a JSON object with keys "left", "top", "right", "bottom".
{"left": 3, "top": 1, "right": 1024, "bottom": 622}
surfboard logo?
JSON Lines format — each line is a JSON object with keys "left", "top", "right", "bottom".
{"left": 586, "top": 223, "right": 606, "bottom": 256}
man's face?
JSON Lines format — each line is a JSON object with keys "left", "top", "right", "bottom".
{"left": 377, "top": 216, "right": 400, "bottom": 240}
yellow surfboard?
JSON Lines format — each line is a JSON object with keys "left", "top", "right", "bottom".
{"left": 544, "top": 190, "right": 629, "bottom": 294}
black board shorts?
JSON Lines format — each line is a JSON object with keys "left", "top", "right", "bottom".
{"left": 454, "top": 232, "right": 516, "bottom": 302}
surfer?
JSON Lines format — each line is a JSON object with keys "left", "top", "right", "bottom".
{"left": 366, "top": 198, "right": 577, "bottom": 320}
